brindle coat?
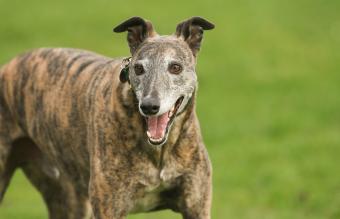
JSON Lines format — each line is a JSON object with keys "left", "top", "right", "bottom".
{"left": 0, "top": 17, "right": 214, "bottom": 219}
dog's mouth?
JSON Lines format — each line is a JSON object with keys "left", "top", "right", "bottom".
{"left": 145, "top": 96, "right": 184, "bottom": 146}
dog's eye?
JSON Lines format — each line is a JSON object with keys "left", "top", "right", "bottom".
{"left": 168, "top": 63, "right": 182, "bottom": 74}
{"left": 134, "top": 64, "right": 145, "bottom": 75}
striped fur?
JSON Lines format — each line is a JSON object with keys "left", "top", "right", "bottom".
{"left": 0, "top": 16, "right": 214, "bottom": 219}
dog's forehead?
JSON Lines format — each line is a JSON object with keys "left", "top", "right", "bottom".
{"left": 134, "top": 36, "right": 194, "bottom": 64}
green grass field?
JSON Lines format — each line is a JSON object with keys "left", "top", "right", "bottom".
{"left": 1, "top": 0, "right": 340, "bottom": 218}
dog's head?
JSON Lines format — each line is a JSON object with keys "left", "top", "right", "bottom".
{"left": 114, "top": 17, "right": 214, "bottom": 146}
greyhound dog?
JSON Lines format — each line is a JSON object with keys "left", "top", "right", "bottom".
{"left": 0, "top": 17, "right": 214, "bottom": 218}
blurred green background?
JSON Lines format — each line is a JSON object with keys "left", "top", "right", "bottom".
{"left": 1, "top": 0, "right": 340, "bottom": 218}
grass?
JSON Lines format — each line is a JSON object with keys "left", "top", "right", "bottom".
{"left": 0, "top": 0, "right": 340, "bottom": 218}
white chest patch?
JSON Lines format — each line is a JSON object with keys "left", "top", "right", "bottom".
{"left": 130, "top": 181, "right": 174, "bottom": 213}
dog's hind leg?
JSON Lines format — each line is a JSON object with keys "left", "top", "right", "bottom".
{"left": 0, "top": 138, "right": 15, "bottom": 202}
{"left": 14, "top": 138, "right": 91, "bottom": 219}
{"left": 0, "top": 106, "right": 23, "bottom": 202}
{"left": 22, "top": 165, "right": 91, "bottom": 219}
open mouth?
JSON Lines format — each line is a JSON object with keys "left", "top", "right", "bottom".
{"left": 145, "top": 96, "right": 184, "bottom": 146}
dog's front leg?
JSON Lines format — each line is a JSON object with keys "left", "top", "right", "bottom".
{"left": 88, "top": 144, "right": 134, "bottom": 219}
{"left": 179, "top": 170, "right": 212, "bottom": 219}
{"left": 89, "top": 173, "right": 132, "bottom": 219}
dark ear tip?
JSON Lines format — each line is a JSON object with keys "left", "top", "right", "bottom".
{"left": 191, "top": 16, "right": 215, "bottom": 30}
{"left": 113, "top": 26, "right": 121, "bottom": 33}
{"left": 205, "top": 23, "right": 215, "bottom": 30}
{"left": 113, "top": 16, "right": 145, "bottom": 33}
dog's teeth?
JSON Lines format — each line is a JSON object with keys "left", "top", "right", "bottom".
{"left": 150, "top": 137, "right": 163, "bottom": 142}
{"left": 168, "top": 111, "right": 173, "bottom": 118}
{"left": 147, "top": 132, "right": 163, "bottom": 143}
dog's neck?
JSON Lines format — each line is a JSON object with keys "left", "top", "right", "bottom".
{"left": 117, "top": 82, "right": 197, "bottom": 168}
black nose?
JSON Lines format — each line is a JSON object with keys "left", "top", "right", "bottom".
{"left": 140, "top": 97, "right": 160, "bottom": 115}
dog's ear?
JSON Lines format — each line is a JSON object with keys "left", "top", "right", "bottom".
{"left": 113, "top": 17, "right": 158, "bottom": 54}
{"left": 175, "top": 17, "right": 215, "bottom": 56}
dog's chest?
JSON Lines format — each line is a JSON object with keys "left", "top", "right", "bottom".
{"left": 131, "top": 181, "right": 172, "bottom": 213}
{"left": 130, "top": 167, "right": 181, "bottom": 213}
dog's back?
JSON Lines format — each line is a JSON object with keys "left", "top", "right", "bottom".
{"left": 1, "top": 47, "right": 122, "bottom": 141}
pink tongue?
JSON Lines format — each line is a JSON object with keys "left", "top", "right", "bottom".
{"left": 147, "top": 112, "right": 169, "bottom": 139}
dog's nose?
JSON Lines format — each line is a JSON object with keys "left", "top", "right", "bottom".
{"left": 140, "top": 97, "right": 160, "bottom": 115}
